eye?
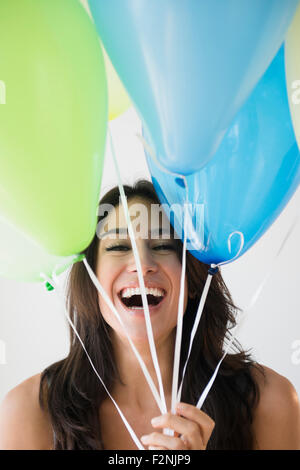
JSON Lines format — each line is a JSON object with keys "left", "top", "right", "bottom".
{"left": 105, "top": 244, "right": 131, "bottom": 252}
{"left": 104, "top": 242, "right": 176, "bottom": 252}
{"left": 153, "top": 243, "right": 175, "bottom": 251}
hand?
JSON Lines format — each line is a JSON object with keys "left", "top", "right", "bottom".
{"left": 140, "top": 402, "right": 215, "bottom": 450}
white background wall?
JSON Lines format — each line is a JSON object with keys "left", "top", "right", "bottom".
{"left": 0, "top": 106, "right": 300, "bottom": 403}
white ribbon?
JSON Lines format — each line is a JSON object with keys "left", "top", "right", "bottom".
{"left": 177, "top": 271, "right": 213, "bottom": 403}
{"left": 136, "top": 132, "right": 190, "bottom": 423}
{"left": 40, "top": 271, "right": 145, "bottom": 451}
{"left": 82, "top": 257, "right": 165, "bottom": 413}
{"left": 108, "top": 127, "right": 173, "bottom": 434}
{"left": 43, "top": 124, "right": 299, "bottom": 449}
{"left": 171, "top": 197, "right": 188, "bottom": 415}
{"left": 196, "top": 215, "right": 299, "bottom": 410}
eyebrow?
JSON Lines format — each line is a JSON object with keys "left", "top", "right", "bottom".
{"left": 99, "top": 227, "right": 172, "bottom": 239}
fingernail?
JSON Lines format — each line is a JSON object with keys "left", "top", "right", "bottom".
{"left": 176, "top": 405, "right": 185, "bottom": 415}
{"left": 151, "top": 416, "right": 161, "bottom": 425}
{"left": 141, "top": 435, "right": 149, "bottom": 443}
{"left": 176, "top": 402, "right": 185, "bottom": 411}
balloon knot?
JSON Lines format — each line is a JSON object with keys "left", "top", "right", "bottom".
{"left": 45, "top": 281, "right": 54, "bottom": 291}
{"left": 208, "top": 266, "right": 219, "bottom": 276}
{"left": 175, "top": 177, "right": 185, "bottom": 188}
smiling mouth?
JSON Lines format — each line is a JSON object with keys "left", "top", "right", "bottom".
{"left": 118, "top": 287, "right": 166, "bottom": 310}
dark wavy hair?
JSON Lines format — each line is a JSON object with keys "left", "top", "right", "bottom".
{"left": 39, "top": 180, "right": 264, "bottom": 450}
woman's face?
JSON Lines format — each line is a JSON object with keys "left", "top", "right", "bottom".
{"left": 96, "top": 197, "right": 188, "bottom": 345}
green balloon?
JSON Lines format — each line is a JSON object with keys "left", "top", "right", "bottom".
{"left": 0, "top": 213, "right": 82, "bottom": 283}
{"left": 0, "top": 0, "right": 107, "bottom": 256}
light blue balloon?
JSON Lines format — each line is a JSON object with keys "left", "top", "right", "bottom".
{"left": 146, "top": 46, "right": 300, "bottom": 265}
{"left": 88, "top": 0, "right": 299, "bottom": 175}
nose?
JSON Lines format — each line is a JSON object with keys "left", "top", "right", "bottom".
{"left": 126, "top": 244, "right": 158, "bottom": 275}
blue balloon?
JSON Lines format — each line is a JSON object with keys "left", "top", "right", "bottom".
{"left": 88, "top": 0, "right": 299, "bottom": 174}
{"left": 146, "top": 46, "right": 300, "bottom": 265}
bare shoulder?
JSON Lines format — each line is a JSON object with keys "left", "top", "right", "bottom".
{"left": 0, "top": 373, "right": 53, "bottom": 450}
{"left": 251, "top": 364, "right": 300, "bottom": 450}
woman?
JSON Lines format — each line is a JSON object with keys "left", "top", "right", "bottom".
{"left": 0, "top": 180, "right": 300, "bottom": 450}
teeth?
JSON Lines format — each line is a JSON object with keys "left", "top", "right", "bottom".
{"left": 121, "top": 287, "right": 164, "bottom": 298}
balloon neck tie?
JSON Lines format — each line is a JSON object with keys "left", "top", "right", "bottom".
{"left": 42, "top": 253, "right": 85, "bottom": 292}
{"left": 208, "top": 265, "right": 219, "bottom": 276}
{"left": 45, "top": 281, "right": 54, "bottom": 291}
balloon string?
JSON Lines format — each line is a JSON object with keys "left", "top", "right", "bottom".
{"left": 136, "top": 132, "right": 189, "bottom": 420}
{"left": 177, "top": 270, "right": 213, "bottom": 403}
{"left": 137, "top": 132, "right": 238, "bottom": 415}
{"left": 245, "top": 214, "right": 299, "bottom": 311}
{"left": 81, "top": 257, "right": 164, "bottom": 413}
{"left": 196, "top": 337, "right": 232, "bottom": 410}
{"left": 177, "top": 231, "right": 245, "bottom": 404}
{"left": 196, "top": 214, "right": 300, "bottom": 410}
{"left": 137, "top": 131, "right": 299, "bottom": 412}
{"left": 211, "top": 230, "right": 245, "bottom": 269}
{"left": 171, "top": 196, "right": 188, "bottom": 415}
{"left": 40, "top": 272, "right": 145, "bottom": 451}
{"left": 108, "top": 126, "right": 168, "bottom": 417}
{"left": 138, "top": 132, "right": 252, "bottom": 411}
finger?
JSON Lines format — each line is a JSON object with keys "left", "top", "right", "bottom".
{"left": 150, "top": 413, "right": 204, "bottom": 449}
{"left": 141, "top": 432, "right": 187, "bottom": 451}
{"left": 152, "top": 413, "right": 196, "bottom": 435}
{"left": 180, "top": 434, "right": 192, "bottom": 450}
{"left": 176, "top": 402, "right": 215, "bottom": 446}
